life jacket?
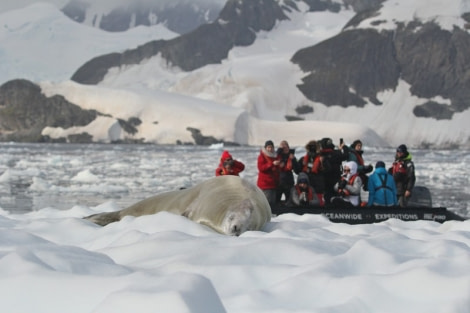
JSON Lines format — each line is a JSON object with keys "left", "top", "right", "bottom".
{"left": 347, "top": 173, "right": 359, "bottom": 185}
{"left": 392, "top": 160, "right": 407, "bottom": 176}
{"left": 302, "top": 154, "right": 322, "bottom": 174}
{"left": 337, "top": 173, "right": 359, "bottom": 191}
{"left": 279, "top": 153, "right": 293, "bottom": 172}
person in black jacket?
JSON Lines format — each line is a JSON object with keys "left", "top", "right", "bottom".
{"left": 276, "top": 140, "right": 299, "bottom": 203}
{"left": 389, "top": 144, "right": 416, "bottom": 207}
{"left": 319, "top": 138, "right": 349, "bottom": 205}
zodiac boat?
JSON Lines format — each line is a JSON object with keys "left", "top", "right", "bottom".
{"left": 272, "top": 186, "right": 467, "bottom": 224}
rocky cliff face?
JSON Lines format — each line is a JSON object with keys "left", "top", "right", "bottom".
{"left": 71, "top": 0, "right": 288, "bottom": 84}
{"left": 61, "top": 0, "right": 223, "bottom": 34}
{"left": 292, "top": 29, "right": 399, "bottom": 108}
{"left": 395, "top": 23, "right": 470, "bottom": 119}
{"left": 67, "top": 0, "right": 399, "bottom": 86}
{"left": 292, "top": 19, "right": 470, "bottom": 120}
{"left": 0, "top": 80, "right": 99, "bottom": 142}
{"left": 0, "top": 80, "right": 237, "bottom": 145}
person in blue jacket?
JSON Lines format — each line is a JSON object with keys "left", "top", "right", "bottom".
{"left": 367, "top": 161, "right": 398, "bottom": 207}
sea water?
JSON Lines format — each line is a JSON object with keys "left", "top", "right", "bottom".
{"left": 0, "top": 143, "right": 468, "bottom": 217}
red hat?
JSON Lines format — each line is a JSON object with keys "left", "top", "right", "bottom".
{"left": 220, "top": 150, "right": 232, "bottom": 161}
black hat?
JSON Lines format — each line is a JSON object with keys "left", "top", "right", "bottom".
{"left": 264, "top": 140, "right": 274, "bottom": 148}
{"left": 396, "top": 144, "right": 407, "bottom": 153}
{"left": 321, "top": 138, "right": 334, "bottom": 149}
{"left": 375, "top": 161, "right": 385, "bottom": 168}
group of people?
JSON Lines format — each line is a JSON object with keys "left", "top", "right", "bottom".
{"left": 215, "top": 139, "right": 416, "bottom": 210}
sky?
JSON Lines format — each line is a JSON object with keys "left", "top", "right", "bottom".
{"left": 0, "top": 0, "right": 469, "bottom": 149}
{"left": 0, "top": 143, "right": 469, "bottom": 313}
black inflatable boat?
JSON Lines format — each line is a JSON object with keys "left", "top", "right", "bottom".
{"left": 272, "top": 186, "right": 467, "bottom": 224}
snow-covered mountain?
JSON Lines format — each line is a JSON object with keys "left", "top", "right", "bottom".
{"left": 61, "top": 0, "right": 226, "bottom": 34}
{"left": 0, "top": 0, "right": 469, "bottom": 148}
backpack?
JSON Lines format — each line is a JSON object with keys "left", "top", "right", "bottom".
{"left": 320, "top": 154, "right": 334, "bottom": 173}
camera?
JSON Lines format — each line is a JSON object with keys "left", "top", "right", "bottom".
{"left": 223, "top": 159, "right": 234, "bottom": 167}
{"left": 299, "top": 192, "right": 308, "bottom": 205}
{"left": 277, "top": 148, "right": 296, "bottom": 162}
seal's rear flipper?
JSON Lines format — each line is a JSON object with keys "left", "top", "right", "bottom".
{"left": 84, "top": 211, "right": 121, "bottom": 226}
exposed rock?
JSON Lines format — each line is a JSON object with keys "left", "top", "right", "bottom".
{"left": 292, "top": 29, "right": 399, "bottom": 108}
{"left": 111, "top": 138, "right": 146, "bottom": 144}
{"left": 0, "top": 79, "right": 99, "bottom": 142}
{"left": 186, "top": 127, "right": 222, "bottom": 146}
{"left": 302, "top": 0, "right": 341, "bottom": 12}
{"left": 394, "top": 23, "right": 470, "bottom": 117}
{"left": 342, "top": 0, "right": 385, "bottom": 13}
{"left": 68, "top": 132, "right": 93, "bottom": 143}
{"left": 343, "top": 6, "right": 381, "bottom": 29}
{"left": 413, "top": 101, "right": 455, "bottom": 120}
{"left": 292, "top": 21, "right": 470, "bottom": 119}
{"left": 62, "top": 0, "right": 223, "bottom": 34}
{"left": 127, "top": 117, "right": 142, "bottom": 126}
{"left": 42, "top": 136, "right": 67, "bottom": 143}
{"left": 295, "top": 104, "right": 314, "bottom": 114}
{"left": 117, "top": 117, "right": 142, "bottom": 135}
{"left": 71, "top": 0, "right": 288, "bottom": 84}
{"left": 461, "top": 12, "right": 470, "bottom": 23}
{"left": 185, "top": 127, "right": 239, "bottom": 146}
{"left": 62, "top": 0, "right": 88, "bottom": 23}
{"left": 285, "top": 115, "right": 305, "bottom": 121}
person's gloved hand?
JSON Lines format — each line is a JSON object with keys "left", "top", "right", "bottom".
{"left": 364, "top": 164, "right": 373, "bottom": 173}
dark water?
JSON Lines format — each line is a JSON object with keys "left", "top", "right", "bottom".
{"left": 0, "top": 143, "right": 468, "bottom": 218}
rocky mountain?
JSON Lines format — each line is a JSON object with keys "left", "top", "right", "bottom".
{"left": 71, "top": 0, "right": 380, "bottom": 84}
{"left": 70, "top": 0, "right": 470, "bottom": 121}
{"left": 61, "top": 0, "right": 225, "bottom": 34}
{"left": 71, "top": 0, "right": 290, "bottom": 84}
{"left": 0, "top": 80, "right": 98, "bottom": 142}
{"left": 292, "top": 8, "right": 470, "bottom": 120}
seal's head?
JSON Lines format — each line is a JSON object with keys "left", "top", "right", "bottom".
{"left": 221, "top": 199, "right": 254, "bottom": 236}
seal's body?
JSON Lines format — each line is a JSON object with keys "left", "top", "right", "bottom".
{"left": 84, "top": 176, "right": 271, "bottom": 236}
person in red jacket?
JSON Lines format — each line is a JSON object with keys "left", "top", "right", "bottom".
{"left": 257, "top": 140, "right": 281, "bottom": 208}
{"left": 215, "top": 150, "right": 245, "bottom": 176}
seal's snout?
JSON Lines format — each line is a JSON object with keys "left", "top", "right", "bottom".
{"left": 231, "top": 225, "right": 241, "bottom": 236}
